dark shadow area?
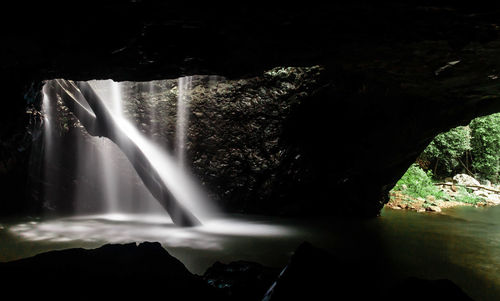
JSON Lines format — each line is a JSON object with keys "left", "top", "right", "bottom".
{"left": 0, "top": 241, "right": 474, "bottom": 301}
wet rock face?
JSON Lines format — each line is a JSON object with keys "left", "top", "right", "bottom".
{"left": 114, "top": 67, "right": 325, "bottom": 215}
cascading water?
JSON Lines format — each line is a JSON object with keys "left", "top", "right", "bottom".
{"left": 176, "top": 76, "right": 192, "bottom": 167}
{"left": 86, "top": 80, "right": 142, "bottom": 215}
{"left": 41, "top": 78, "right": 218, "bottom": 224}
{"left": 41, "top": 85, "right": 56, "bottom": 210}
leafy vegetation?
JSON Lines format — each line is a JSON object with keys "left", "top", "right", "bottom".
{"left": 392, "top": 164, "right": 449, "bottom": 201}
{"left": 456, "top": 186, "right": 483, "bottom": 205}
{"left": 391, "top": 112, "right": 499, "bottom": 209}
{"left": 420, "top": 126, "right": 471, "bottom": 175}
{"left": 418, "top": 112, "right": 500, "bottom": 184}
{"left": 470, "top": 113, "right": 500, "bottom": 183}
{"left": 391, "top": 164, "right": 484, "bottom": 205}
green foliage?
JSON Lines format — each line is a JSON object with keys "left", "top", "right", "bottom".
{"left": 418, "top": 112, "right": 499, "bottom": 183}
{"left": 470, "top": 113, "right": 500, "bottom": 183}
{"left": 393, "top": 164, "right": 449, "bottom": 200}
{"left": 456, "top": 186, "right": 483, "bottom": 205}
{"left": 392, "top": 165, "right": 484, "bottom": 205}
{"left": 421, "top": 126, "right": 471, "bottom": 174}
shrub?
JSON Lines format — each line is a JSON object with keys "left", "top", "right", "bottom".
{"left": 470, "top": 113, "right": 500, "bottom": 183}
{"left": 392, "top": 164, "right": 449, "bottom": 201}
{"left": 455, "top": 186, "right": 483, "bottom": 205}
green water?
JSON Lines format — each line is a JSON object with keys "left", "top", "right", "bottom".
{"left": 376, "top": 206, "right": 500, "bottom": 301}
{"left": 1, "top": 207, "right": 499, "bottom": 300}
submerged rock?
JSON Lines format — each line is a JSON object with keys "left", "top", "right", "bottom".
{"left": 426, "top": 205, "right": 442, "bottom": 213}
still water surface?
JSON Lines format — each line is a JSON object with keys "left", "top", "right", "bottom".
{"left": 1, "top": 207, "right": 500, "bottom": 300}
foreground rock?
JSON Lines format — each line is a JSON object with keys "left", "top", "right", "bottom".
{"left": 0, "top": 242, "right": 220, "bottom": 301}
{"left": 0, "top": 241, "right": 473, "bottom": 301}
{"left": 203, "top": 260, "right": 280, "bottom": 301}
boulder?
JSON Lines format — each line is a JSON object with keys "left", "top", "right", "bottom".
{"left": 203, "top": 261, "right": 280, "bottom": 301}
{"left": 426, "top": 195, "right": 436, "bottom": 202}
{"left": 0, "top": 242, "right": 219, "bottom": 301}
{"left": 426, "top": 206, "right": 442, "bottom": 213}
{"left": 453, "top": 174, "right": 480, "bottom": 187}
{"left": 486, "top": 194, "right": 500, "bottom": 205}
{"left": 473, "top": 190, "right": 490, "bottom": 198}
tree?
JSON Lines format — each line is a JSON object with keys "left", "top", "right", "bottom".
{"left": 470, "top": 113, "right": 500, "bottom": 183}
{"left": 420, "top": 126, "right": 471, "bottom": 177}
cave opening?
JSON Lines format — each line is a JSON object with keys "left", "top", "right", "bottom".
{"left": 379, "top": 112, "right": 500, "bottom": 301}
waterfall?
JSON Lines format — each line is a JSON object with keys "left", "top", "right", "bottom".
{"left": 41, "top": 84, "right": 55, "bottom": 211}
{"left": 93, "top": 81, "right": 124, "bottom": 214}
{"left": 41, "top": 79, "right": 217, "bottom": 224}
{"left": 176, "top": 76, "right": 192, "bottom": 167}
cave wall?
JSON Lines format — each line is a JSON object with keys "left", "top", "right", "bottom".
{"left": 1, "top": 2, "right": 500, "bottom": 217}
{"left": 123, "top": 67, "right": 325, "bottom": 215}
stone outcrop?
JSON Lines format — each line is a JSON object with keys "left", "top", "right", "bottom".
{"left": 453, "top": 174, "right": 481, "bottom": 187}
{"left": 0, "top": 242, "right": 220, "bottom": 300}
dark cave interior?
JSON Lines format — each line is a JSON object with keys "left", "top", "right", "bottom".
{"left": 0, "top": 2, "right": 499, "bottom": 300}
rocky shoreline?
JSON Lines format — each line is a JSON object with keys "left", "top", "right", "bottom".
{"left": 386, "top": 174, "right": 500, "bottom": 213}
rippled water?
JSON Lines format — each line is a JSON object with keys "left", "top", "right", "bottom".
{"left": 1, "top": 207, "right": 500, "bottom": 300}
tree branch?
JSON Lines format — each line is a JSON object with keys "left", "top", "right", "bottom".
{"left": 434, "top": 182, "right": 500, "bottom": 193}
